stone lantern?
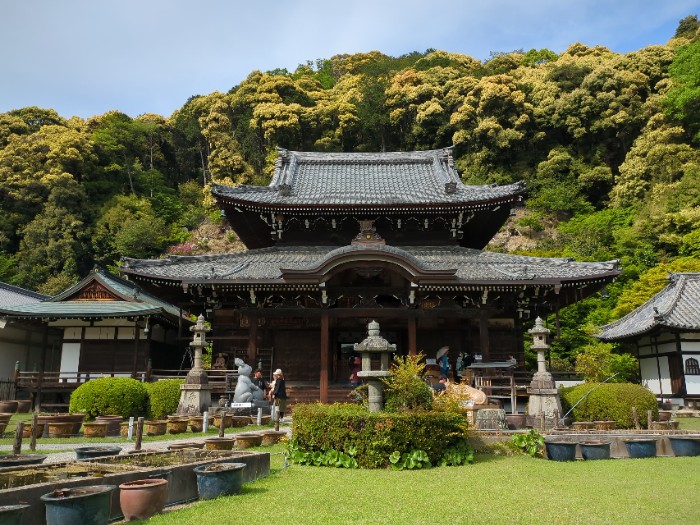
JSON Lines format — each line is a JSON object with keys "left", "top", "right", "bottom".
{"left": 176, "top": 314, "right": 212, "bottom": 415}
{"left": 354, "top": 320, "right": 396, "bottom": 412}
{"left": 526, "top": 317, "right": 562, "bottom": 425}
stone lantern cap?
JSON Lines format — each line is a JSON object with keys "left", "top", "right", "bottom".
{"left": 528, "top": 317, "right": 550, "bottom": 349}
{"left": 190, "top": 314, "right": 211, "bottom": 348}
{"left": 354, "top": 320, "right": 396, "bottom": 354}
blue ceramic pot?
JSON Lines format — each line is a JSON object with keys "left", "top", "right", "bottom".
{"left": 624, "top": 439, "right": 657, "bottom": 459}
{"left": 193, "top": 462, "right": 246, "bottom": 500}
{"left": 41, "top": 484, "right": 116, "bottom": 525}
{"left": 545, "top": 441, "right": 577, "bottom": 461}
{"left": 668, "top": 437, "right": 700, "bottom": 457}
{"left": 0, "top": 504, "right": 30, "bottom": 525}
{"left": 579, "top": 441, "right": 610, "bottom": 460}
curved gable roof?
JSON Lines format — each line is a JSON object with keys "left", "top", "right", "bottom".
{"left": 597, "top": 273, "right": 700, "bottom": 341}
{"left": 212, "top": 147, "right": 525, "bottom": 209}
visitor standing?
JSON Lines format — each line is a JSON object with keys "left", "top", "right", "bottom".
{"left": 252, "top": 369, "right": 269, "bottom": 398}
{"left": 271, "top": 368, "right": 287, "bottom": 420}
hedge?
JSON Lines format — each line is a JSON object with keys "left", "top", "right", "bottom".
{"left": 560, "top": 383, "right": 658, "bottom": 428}
{"left": 291, "top": 403, "right": 469, "bottom": 468}
{"left": 69, "top": 377, "right": 148, "bottom": 420}
{"left": 145, "top": 379, "right": 184, "bottom": 419}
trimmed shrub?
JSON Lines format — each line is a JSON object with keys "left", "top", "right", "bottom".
{"left": 145, "top": 379, "right": 184, "bottom": 419}
{"left": 290, "top": 403, "right": 470, "bottom": 468}
{"left": 69, "top": 377, "right": 148, "bottom": 420}
{"left": 561, "top": 383, "right": 658, "bottom": 428}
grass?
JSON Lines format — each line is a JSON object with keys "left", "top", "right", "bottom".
{"left": 142, "top": 451, "right": 700, "bottom": 525}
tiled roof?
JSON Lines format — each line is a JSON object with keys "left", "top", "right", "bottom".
{"left": 0, "top": 282, "right": 47, "bottom": 307}
{"left": 0, "top": 267, "right": 188, "bottom": 322}
{"left": 212, "top": 148, "right": 525, "bottom": 208}
{"left": 597, "top": 273, "right": 700, "bottom": 341}
{"left": 121, "top": 245, "right": 619, "bottom": 284}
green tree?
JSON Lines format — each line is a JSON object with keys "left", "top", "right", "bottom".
{"left": 575, "top": 342, "right": 638, "bottom": 383}
{"left": 664, "top": 39, "right": 700, "bottom": 142}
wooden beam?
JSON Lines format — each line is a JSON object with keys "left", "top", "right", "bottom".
{"left": 408, "top": 317, "right": 417, "bottom": 356}
{"left": 320, "top": 313, "right": 329, "bottom": 403}
{"left": 479, "top": 315, "right": 490, "bottom": 359}
{"left": 247, "top": 314, "right": 258, "bottom": 364}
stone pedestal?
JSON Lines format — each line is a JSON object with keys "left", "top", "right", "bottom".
{"left": 176, "top": 315, "right": 212, "bottom": 416}
{"left": 526, "top": 318, "right": 563, "bottom": 423}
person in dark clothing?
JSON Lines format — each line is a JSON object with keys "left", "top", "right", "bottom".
{"left": 252, "top": 369, "right": 269, "bottom": 398}
{"left": 271, "top": 368, "right": 287, "bottom": 419}
{"left": 433, "top": 375, "right": 448, "bottom": 395}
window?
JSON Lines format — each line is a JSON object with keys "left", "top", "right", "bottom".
{"left": 685, "top": 357, "right": 700, "bottom": 375}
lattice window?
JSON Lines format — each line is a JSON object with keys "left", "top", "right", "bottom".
{"left": 685, "top": 357, "right": 700, "bottom": 375}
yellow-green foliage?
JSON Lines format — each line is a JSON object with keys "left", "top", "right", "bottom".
{"left": 561, "top": 383, "right": 658, "bottom": 428}
{"left": 291, "top": 403, "right": 468, "bottom": 468}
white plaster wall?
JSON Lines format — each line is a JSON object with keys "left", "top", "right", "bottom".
{"left": 640, "top": 356, "right": 671, "bottom": 395}
{"left": 59, "top": 342, "right": 81, "bottom": 381}
{"left": 63, "top": 327, "right": 82, "bottom": 340}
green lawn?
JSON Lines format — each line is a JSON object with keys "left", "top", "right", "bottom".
{"left": 143, "top": 451, "right": 700, "bottom": 525}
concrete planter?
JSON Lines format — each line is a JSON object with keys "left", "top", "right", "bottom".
{"left": 22, "top": 423, "right": 44, "bottom": 439}
{"left": 47, "top": 421, "right": 75, "bottom": 438}
{"left": 167, "top": 418, "right": 188, "bottom": 434}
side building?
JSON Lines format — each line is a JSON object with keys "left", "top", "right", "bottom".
{"left": 597, "top": 272, "right": 700, "bottom": 408}
{"left": 121, "top": 147, "right": 620, "bottom": 403}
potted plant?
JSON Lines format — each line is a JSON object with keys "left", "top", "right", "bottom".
{"left": 234, "top": 432, "right": 263, "bottom": 449}
{"left": 193, "top": 462, "right": 246, "bottom": 500}
{"left": 668, "top": 436, "right": 700, "bottom": 457}
{"left": 74, "top": 446, "right": 122, "bottom": 461}
{"left": 40, "top": 484, "right": 116, "bottom": 525}
{"left": 119, "top": 478, "right": 168, "bottom": 522}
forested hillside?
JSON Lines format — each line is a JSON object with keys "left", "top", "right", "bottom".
{"left": 1, "top": 16, "right": 698, "bottom": 368}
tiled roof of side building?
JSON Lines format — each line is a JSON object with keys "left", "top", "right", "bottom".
{"left": 121, "top": 245, "right": 619, "bottom": 283}
{"left": 0, "top": 282, "right": 48, "bottom": 307}
{"left": 212, "top": 148, "right": 526, "bottom": 208}
{"left": 597, "top": 273, "right": 700, "bottom": 341}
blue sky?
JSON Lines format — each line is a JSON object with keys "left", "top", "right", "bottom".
{"left": 1, "top": 1, "right": 698, "bottom": 119}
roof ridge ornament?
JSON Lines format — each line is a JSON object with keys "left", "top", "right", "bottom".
{"left": 351, "top": 220, "right": 386, "bottom": 246}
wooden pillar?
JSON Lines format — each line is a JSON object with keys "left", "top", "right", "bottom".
{"left": 320, "top": 312, "right": 329, "bottom": 404}
{"left": 408, "top": 317, "right": 417, "bottom": 356}
{"left": 36, "top": 325, "right": 49, "bottom": 412}
{"left": 479, "top": 315, "right": 490, "bottom": 359}
{"left": 132, "top": 321, "right": 140, "bottom": 377}
{"left": 247, "top": 314, "right": 258, "bottom": 364}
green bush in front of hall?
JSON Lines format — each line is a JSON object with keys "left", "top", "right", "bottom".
{"left": 560, "top": 382, "right": 658, "bottom": 428}
{"left": 289, "top": 403, "right": 471, "bottom": 469}
{"left": 145, "top": 379, "right": 184, "bottom": 419}
{"left": 69, "top": 376, "right": 148, "bottom": 420}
